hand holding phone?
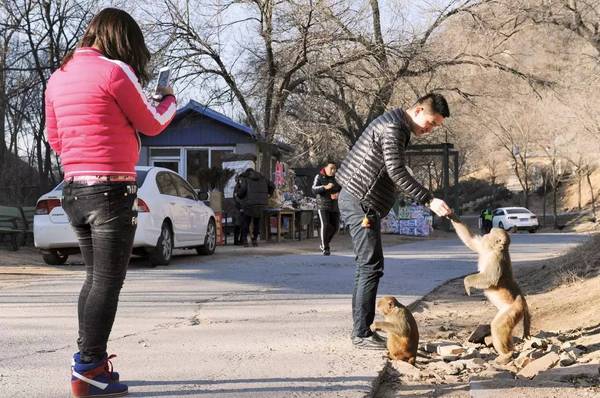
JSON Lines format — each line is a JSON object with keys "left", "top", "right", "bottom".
{"left": 152, "top": 67, "right": 171, "bottom": 100}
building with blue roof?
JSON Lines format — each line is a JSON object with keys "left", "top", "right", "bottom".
{"left": 138, "top": 100, "right": 292, "bottom": 190}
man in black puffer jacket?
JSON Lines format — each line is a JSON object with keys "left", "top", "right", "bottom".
{"left": 336, "top": 93, "right": 453, "bottom": 350}
{"left": 312, "top": 161, "right": 342, "bottom": 256}
{"left": 234, "top": 168, "right": 275, "bottom": 247}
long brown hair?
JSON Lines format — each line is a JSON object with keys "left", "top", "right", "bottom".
{"left": 61, "top": 8, "right": 151, "bottom": 85}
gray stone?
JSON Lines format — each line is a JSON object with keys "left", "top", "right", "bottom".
{"left": 559, "top": 351, "right": 577, "bottom": 367}
{"left": 421, "top": 342, "right": 438, "bottom": 353}
{"left": 442, "top": 355, "right": 461, "bottom": 362}
{"left": 514, "top": 348, "right": 546, "bottom": 369}
{"left": 523, "top": 336, "right": 548, "bottom": 351}
{"left": 517, "top": 352, "right": 560, "bottom": 379}
{"left": 448, "top": 361, "right": 466, "bottom": 375}
{"left": 428, "top": 360, "right": 455, "bottom": 375}
{"left": 464, "top": 341, "right": 484, "bottom": 349}
{"left": 514, "top": 355, "right": 532, "bottom": 369}
{"left": 560, "top": 341, "right": 575, "bottom": 350}
{"left": 468, "top": 324, "right": 492, "bottom": 344}
{"left": 568, "top": 347, "right": 585, "bottom": 357}
{"left": 484, "top": 335, "right": 494, "bottom": 347}
{"left": 454, "top": 358, "right": 486, "bottom": 370}
{"left": 437, "top": 344, "right": 465, "bottom": 356}
{"left": 391, "top": 360, "right": 421, "bottom": 380}
{"left": 479, "top": 347, "right": 495, "bottom": 356}
{"left": 530, "top": 349, "right": 546, "bottom": 360}
{"left": 460, "top": 347, "right": 482, "bottom": 360}
{"left": 535, "top": 364, "right": 600, "bottom": 382}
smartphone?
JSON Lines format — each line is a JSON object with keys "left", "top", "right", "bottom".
{"left": 152, "top": 67, "right": 170, "bottom": 100}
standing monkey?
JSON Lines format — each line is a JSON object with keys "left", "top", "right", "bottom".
{"left": 370, "top": 296, "right": 419, "bottom": 364}
{"left": 448, "top": 214, "right": 531, "bottom": 362}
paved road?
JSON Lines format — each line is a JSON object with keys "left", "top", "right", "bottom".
{"left": 0, "top": 232, "right": 586, "bottom": 398}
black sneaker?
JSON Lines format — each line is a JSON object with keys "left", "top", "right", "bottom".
{"left": 323, "top": 248, "right": 331, "bottom": 256}
{"left": 251, "top": 240, "right": 258, "bottom": 247}
{"left": 352, "top": 335, "right": 387, "bottom": 350}
{"left": 371, "top": 331, "right": 387, "bottom": 343}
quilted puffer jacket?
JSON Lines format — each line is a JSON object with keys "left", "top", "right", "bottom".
{"left": 44, "top": 47, "right": 177, "bottom": 178}
{"left": 335, "top": 108, "right": 433, "bottom": 216}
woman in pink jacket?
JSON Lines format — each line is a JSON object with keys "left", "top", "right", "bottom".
{"left": 44, "top": 8, "right": 176, "bottom": 397}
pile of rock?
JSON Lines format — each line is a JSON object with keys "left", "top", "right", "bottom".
{"left": 389, "top": 324, "right": 600, "bottom": 388}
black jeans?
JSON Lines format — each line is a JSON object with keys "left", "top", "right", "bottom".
{"left": 62, "top": 181, "right": 137, "bottom": 363}
{"left": 317, "top": 209, "right": 340, "bottom": 249}
{"left": 338, "top": 189, "right": 384, "bottom": 338}
{"left": 241, "top": 214, "right": 260, "bottom": 243}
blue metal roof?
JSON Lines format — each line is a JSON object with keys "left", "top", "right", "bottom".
{"left": 176, "top": 100, "right": 255, "bottom": 137}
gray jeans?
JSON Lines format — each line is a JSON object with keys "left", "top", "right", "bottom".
{"left": 338, "top": 189, "right": 384, "bottom": 338}
{"left": 62, "top": 181, "right": 137, "bottom": 362}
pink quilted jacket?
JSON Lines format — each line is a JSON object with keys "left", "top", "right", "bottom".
{"left": 45, "top": 47, "right": 177, "bottom": 178}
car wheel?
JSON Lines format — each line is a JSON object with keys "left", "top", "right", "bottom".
{"left": 196, "top": 218, "right": 216, "bottom": 255}
{"left": 529, "top": 228, "right": 537, "bottom": 233}
{"left": 147, "top": 222, "right": 173, "bottom": 266}
{"left": 498, "top": 221, "right": 505, "bottom": 230}
{"left": 42, "top": 251, "right": 68, "bottom": 265}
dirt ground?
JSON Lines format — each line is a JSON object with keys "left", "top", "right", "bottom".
{"left": 375, "top": 232, "right": 600, "bottom": 398}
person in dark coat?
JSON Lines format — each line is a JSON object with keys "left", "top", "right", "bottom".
{"left": 234, "top": 168, "right": 275, "bottom": 247}
{"left": 312, "top": 161, "right": 342, "bottom": 255}
{"left": 336, "top": 93, "right": 453, "bottom": 350}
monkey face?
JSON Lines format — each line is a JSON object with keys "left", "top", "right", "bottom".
{"left": 484, "top": 228, "right": 510, "bottom": 251}
{"left": 376, "top": 296, "right": 403, "bottom": 315}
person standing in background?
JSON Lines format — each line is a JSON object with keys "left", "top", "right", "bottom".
{"left": 235, "top": 168, "right": 275, "bottom": 247}
{"left": 312, "top": 161, "right": 342, "bottom": 255}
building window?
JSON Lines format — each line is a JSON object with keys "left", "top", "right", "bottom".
{"left": 186, "top": 147, "right": 235, "bottom": 190}
{"left": 186, "top": 149, "right": 209, "bottom": 190}
{"left": 150, "top": 147, "right": 181, "bottom": 174}
{"left": 211, "top": 149, "right": 233, "bottom": 169}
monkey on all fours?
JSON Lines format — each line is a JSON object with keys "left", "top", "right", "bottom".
{"left": 370, "top": 296, "right": 419, "bottom": 364}
{"left": 448, "top": 214, "right": 531, "bottom": 361}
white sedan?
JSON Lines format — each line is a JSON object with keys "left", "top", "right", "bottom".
{"left": 34, "top": 166, "right": 217, "bottom": 265}
{"left": 492, "top": 207, "right": 539, "bottom": 233}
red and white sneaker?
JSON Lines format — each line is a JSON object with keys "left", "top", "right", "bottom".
{"left": 71, "top": 354, "right": 127, "bottom": 397}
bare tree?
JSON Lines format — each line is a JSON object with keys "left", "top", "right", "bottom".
{"left": 486, "top": 102, "right": 540, "bottom": 208}
{"left": 154, "top": 0, "right": 372, "bottom": 144}
{"left": 2, "top": 0, "right": 95, "bottom": 191}
{"left": 0, "top": 2, "right": 24, "bottom": 166}
{"left": 517, "top": 0, "right": 600, "bottom": 59}
{"left": 284, "top": 0, "right": 550, "bottom": 162}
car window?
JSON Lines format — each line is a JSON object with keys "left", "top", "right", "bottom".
{"left": 493, "top": 210, "right": 503, "bottom": 216}
{"left": 506, "top": 208, "right": 530, "bottom": 214}
{"left": 170, "top": 173, "right": 198, "bottom": 201}
{"left": 156, "top": 172, "right": 178, "bottom": 196}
